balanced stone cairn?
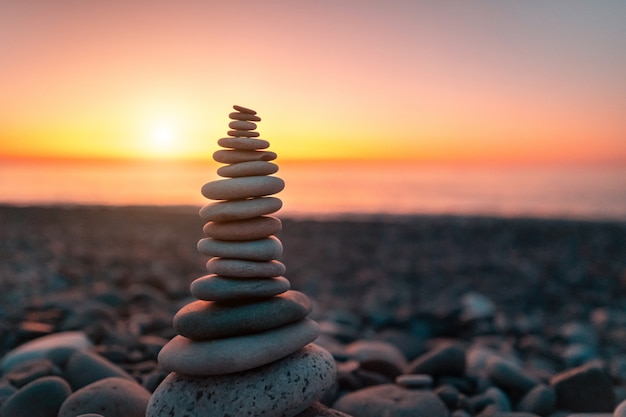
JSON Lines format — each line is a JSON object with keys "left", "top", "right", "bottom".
{"left": 147, "top": 105, "right": 336, "bottom": 416}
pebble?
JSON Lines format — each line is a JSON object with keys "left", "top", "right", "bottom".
{"left": 616, "top": 399, "right": 626, "bottom": 417}
{"left": 228, "top": 120, "right": 257, "bottom": 131}
{"left": 201, "top": 176, "right": 285, "bottom": 201}
{"left": 406, "top": 342, "right": 466, "bottom": 377}
{"left": 4, "top": 358, "right": 61, "bottom": 388}
{"left": 333, "top": 383, "right": 449, "bottom": 417}
{"left": 217, "top": 160, "right": 279, "bottom": 177}
{"left": 158, "top": 319, "right": 319, "bottom": 375}
{"left": 203, "top": 215, "right": 282, "bottom": 240}
{"left": 294, "top": 402, "right": 354, "bottom": 417}
{"left": 0, "top": 331, "right": 92, "bottom": 373}
{"left": 217, "top": 137, "right": 269, "bottom": 152}
{"left": 228, "top": 129, "right": 260, "bottom": 137}
{"left": 486, "top": 355, "right": 538, "bottom": 397}
{"left": 395, "top": 373, "right": 434, "bottom": 389}
{"left": 205, "top": 258, "right": 286, "bottom": 278}
{"left": 147, "top": 344, "right": 336, "bottom": 417}
{"left": 344, "top": 340, "right": 408, "bottom": 378}
{"left": 190, "top": 274, "right": 290, "bottom": 301}
{"left": 199, "top": 197, "right": 282, "bottom": 222}
{"left": 64, "top": 349, "right": 135, "bottom": 390}
{"left": 58, "top": 377, "right": 151, "bottom": 417}
{"left": 213, "top": 149, "right": 276, "bottom": 164}
{"left": 516, "top": 384, "right": 556, "bottom": 416}
{"left": 0, "top": 376, "right": 71, "bottom": 417}
{"left": 173, "top": 290, "right": 312, "bottom": 339}
{"left": 198, "top": 236, "right": 283, "bottom": 261}
{"left": 233, "top": 104, "right": 256, "bottom": 114}
{"left": 228, "top": 112, "right": 261, "bottom": 122}
{"left": 550, "top": 363, "right": 615, "bottom": 412}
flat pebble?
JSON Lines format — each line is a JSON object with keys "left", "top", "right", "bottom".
{"left": 228, "top": 129, "right": 260, "bottom": 137}
{"left": 173, "top": 290, "right": 312, "bottom": 339}
{"left": 4, "top": 358, "right": 61, "bottom": 388}
{"left": 198, "top": 236, "right": 283, "bottom": 261}
{"left": 58, "top": 377, "right": 151, "bottom": 417}
{"left": 148, "top": 344, "right": 336, "bottom": 417}
{"left": 333, "top": 383, "right": 448, "bottom": 417}
{"left": 203, "top": 215, "right": 282, "bottom": 241}
{"left": 202, "top": 176, "right": 284, "bottom": 200}
{"left": 213, "top": 149, "right": 276, "bottom": 164}
{"left": 191, "top": 274, "right": 290, "bottom": 301}
{"left": 229, "top": 112, "right": 261, "bottom": 122}
{"left": 217, "top": 137, "right": 268, "bottom": 151}
{"left": 406, "top": 342, "right": 466, "bottom": 377}
{"left": 487, "top": 355, "right": 538, "bottom": 396}
{"left": 344, "top": 340, "right": 408, "bottom": 378}
{"left": 0, "top": 376, "right": 71, "bottom": 417}
{"left": 218, "top": 160, "right": 279, "bottom": 177}
{"left": 158, "top": 319, "right": 319, "bottom": 375}
{"left": 516, "top": 384, "right": 556, "bottom": 416}
{"left": 395, "top": 373, "right": 434, "bottom": 389}
{"left": 200, "top": 197, "right": 282, "bottom": 222}
{"left": 550, "top": 363, "right": 615, "bottom": 412}
{"left": 64, "top": 349, "right": 135, "bottom": 390}
{"left": 206, "top": 258, "right": 286, "bottom": 278}
{"left": 228, "top": 120, "right": 257, "bottom": 131}
{"left": 233, "top": 104, "right": 256, "bottom": 114}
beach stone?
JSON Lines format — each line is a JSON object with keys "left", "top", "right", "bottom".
{"left": 516, "top": 384, "right": 556, "bottom": 416}
{"left": 213, "top": 149, "right": 277, "bottom": 164}
{"left": 206, "top": 258, "right": 286, "bottom": 278}
{"left": 228, "top": 120, "right": 257, "bottom": 131}
{"left": 345, "top": 340, "right": 408, "bottom": 378}
{"left": 229, "top": 111, "right": 261, "bottom": 122}
{"left": 147, "top": 344, "right": 336, "bottom": 417}
{"left": 295, "top": 402, "right": 354, "bottom": 417}
{"left": 228, "top": 129, "right": 260, "bottom": 137}
{"left": 198, "top": 236, "right": 283, "bottom": 261}
{"left": 333, "top": 383, "right": 449, "bottom": 417}
{"left": 58, "top": 377, "right": 151, "bottom": 417}
{"left": 615, "top": 399, "right": 626, "bottom": 417}
{"left": 202, "top": 176, "right": 284, "bottom": 200}
{"left": 173, "top": 290, "right": 312, "bottom": 339}
{"left": 550, "top": 363, "right": 615, "bottom": 412}
{"left": 233, "top": 104, "right": 256, "bottom": 114}
{"left": 4, "top": 358, "right": 61, "bottom": 387}
{"left": 218, "top": 136, "right": 269, "bottom": 150}
{"left": 158, "top": 318, "right": 319, "bottom": 375}
{"left": 0, "top": 376, "right": 71, "bottom": 417}
{"left": 0, "top": 331, "right": 92, "bottom": 373}
{"left": 203, "top": 215, "right": 282, "bottom": 240}
{"left": 487, "top": 356, "right": 538, "bottom": 396}
{"left": 218, "top": 160, "right": 279, "bottom": 177}
{"left": 64, "top": 349, "right": 135, "bottom": 390}
{"left": 395, "top": 374, "right": 434, "bottom": 389}
{"left": 200, "top": 197, "right": 282, "bottom": 222}
{"left": 191, "top": 274, "right": 290, "bottom": 301}
{"left": 406, "top": 342, "right": 466, "bottom": 377}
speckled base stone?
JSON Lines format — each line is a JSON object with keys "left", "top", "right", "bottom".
{"left": 146, "top": 344, "right": 336, "bottom": 417}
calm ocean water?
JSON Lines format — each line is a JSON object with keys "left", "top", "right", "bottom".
{"left": 1, "top": 159, "right": 625, "bottom": 220}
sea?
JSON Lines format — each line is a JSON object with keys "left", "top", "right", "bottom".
{"left": 1, "top": 158, "right": 625, "bottom": 221}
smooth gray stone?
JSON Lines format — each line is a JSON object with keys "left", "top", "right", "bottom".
{"left": 190, "top": 275, "right": 291, "bottom": 301}
{"left": 0, "top": 376, "right": 71, "bottom": 417}
{"left": 213, "top": 149, "right": 276, "bottom": 164}
{"left": 148, "top": 344, "right": 335, "bottom": 417}
{"left": 550, "top": 363, "right": 615, "bottom": 412}
{"left": 228, "top": 129, "right": 260, "bottom": 137}
{"left": 64, "top": 350, "right": 135, "bottom": 391}
{"left": 198, "top": 236, "right": 283, "bottom": 261}
{"left": 228, "top": 112, "right": 261, "bottom": 122}
{"left": 233, "top": 104, "right": 256, "bottom": 114}
{"left": 228, "top": 120, "right": 257, "bottom": 131}
{"left": 202, "top": 176, "right": 284, "bottom": 200}
{"left": 217, "top": 160, "right": 279, "bottom": 178}
{"left": 516, "top": 384, "right": 556, "bottom": 416}
{"left": 58, "top": 377, "right": 151, "bottom": 417}
{"left": 206, "top": 258, "right": 286, "bottom": 278}
{"left": 174, "top": 290, "right": 312, "bottom": 340}
{"left": 203, "top": 216, "right": 282, "bottom": 241}
{"left": 199, "top": 197, "right": 282, "bottom": 221}
{"left": 158, "top": 319, "right": 319, "bottom": 375}
{"left": 487, "top": 356, "right": 538, "bottom": 394}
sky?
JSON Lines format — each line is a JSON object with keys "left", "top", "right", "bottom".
{"left": 1, "top": 1, "right": 625, "bottom": 164}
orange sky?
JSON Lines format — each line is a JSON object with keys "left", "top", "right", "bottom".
{"left": 1, "top": 1, "right": 625, "bottom": 164}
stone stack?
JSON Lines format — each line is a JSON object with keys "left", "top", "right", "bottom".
{"left": 147, "top": 105, "right": 336, "bottom": 417}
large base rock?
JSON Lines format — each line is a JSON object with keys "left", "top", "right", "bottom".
{"left": 147, "top": 344, "right": 336, "bottom": 417}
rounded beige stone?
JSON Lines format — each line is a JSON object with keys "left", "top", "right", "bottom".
{"left": 199, "top": 197, "right": 282, "bottom": 222}
{"left": 190, "top": 275, "right": 290, "bottom": 301}
{"left": 233, "top": 104, "right": 256, "bottom": 114}
{"left": 157, "top": 319, "right": 319, "bottom": 375}
{"left": 229, "top": 112, "right": 261, "bottom": 122}
{"left": 217, "top": 137, "right": 269, "bottom": 150}
{"left": 217, "top": 161, "right": 279, "bottom": 178}
{"left": 228, "top": 120, "right": 257, "bottom": 131}
{"left": 213, "top": 149, "right": 277, "bottom": 164}
{"left": 197, "top": 236, "right": 283, "bottom": 261}
{"left": 228, "top": 129, "right": 260, "bottom": 137}
{"left": 203, "top": 216, "right": 282, "bottom": 241}
{"left": 202, "top": 176, "right": 284, "bottom": 200}
{"left": 206, "top": 258, "right": 286, "bottom": 278}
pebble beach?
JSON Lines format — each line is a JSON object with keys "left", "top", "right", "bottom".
{"left": 1, "top": 204, "right": 626, "bottom": 416}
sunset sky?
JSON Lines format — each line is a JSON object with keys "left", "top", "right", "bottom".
{"left": 1, "top": 1, "right": 625, "bottom": 164}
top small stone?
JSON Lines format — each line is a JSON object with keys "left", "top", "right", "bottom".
{"left": 233, "top": 105, "right": 256, "bottom": 115}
